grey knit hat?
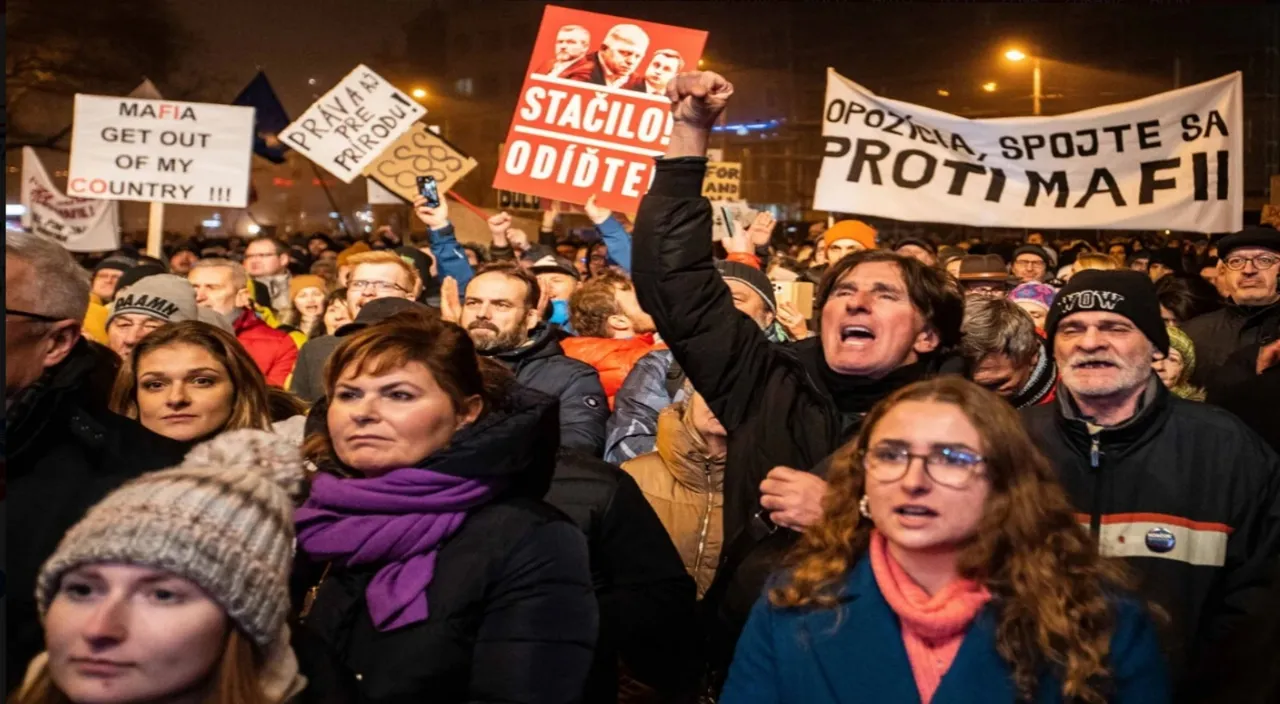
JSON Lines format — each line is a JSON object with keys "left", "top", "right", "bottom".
{"left": 36, "top": 430, "right": 306, "bottom": 649}
{"left": 108, "top": 274, "right": 199, "bottom": 328}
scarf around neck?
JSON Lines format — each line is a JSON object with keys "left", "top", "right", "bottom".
{"left": 869, "top": 531, "right": 991, "bottom": 704}
{"left": 295, "top": 468, "right": 500, "bottom": 631}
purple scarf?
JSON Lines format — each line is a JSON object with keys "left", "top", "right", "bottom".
{"left": 295, "top": 469, "right": 498, "bottom": 631}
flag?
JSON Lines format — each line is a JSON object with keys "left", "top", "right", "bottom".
{"left": 22, "top": 147, "right": 120, "bottom": 252}
{"left": 233, "top": 71, "right": 291, "bottom": 164}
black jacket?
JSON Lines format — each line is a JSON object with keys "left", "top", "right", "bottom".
{"left": 631, "top": 157, "right": 934, "bottom": 679}
{"left": 289, "top": 334, "right": 341, "bottom": 404}
{"left": 5, "top": 340, "right": 188, "bottom": 688}
{"left": 1182, "top": 301, "right": 1280, "bottom": 387}
{"left": 544, "top": 449, "right": 700, "bottom": 703}
{"left": 1205, "top": 342, "right": 1280, "bottom": 454}
{"left": 293, "top": 386, "right": 597, "bottom": 704}
{"left": 1023, "top": 381, "right": 1280, "bottom": 702}
{"left": 491, "top": 325, "right": 609, "bottom": 455}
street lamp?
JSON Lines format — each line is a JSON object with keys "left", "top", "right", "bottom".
{"left": 411, "top": 88, "right": 428, "bottom": 99}
{"left": 1003, "top": 47, "right": 1041, "bottom": 116}
{"left": 981, "top": 82, "right": 998, "bottom": 93}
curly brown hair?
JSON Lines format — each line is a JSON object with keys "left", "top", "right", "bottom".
{"left": 771, "top": 377, "right": 1136, "bottom": 703}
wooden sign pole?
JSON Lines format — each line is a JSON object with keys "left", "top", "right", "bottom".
{"left": 146, "top": 201, "right": 165, "bottom": 258}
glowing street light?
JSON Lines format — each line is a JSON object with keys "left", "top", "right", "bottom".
{"left": 936, "top": 89, "right": 950, "bottom": 97}
{"left": 981, "top": 82, "right": 998, "bottom": 93}
{"left": 411, "top": 88, "right": 428, "bottom": 99}
{"left": 1002, "top": 46, "right": 1042, "bottom": 116}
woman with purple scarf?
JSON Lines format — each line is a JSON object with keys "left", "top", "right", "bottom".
{"left": 291, "top": 311, "right": 598, "bottom": 703}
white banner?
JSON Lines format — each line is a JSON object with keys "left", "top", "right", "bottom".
{"left": 67, "top": 95, "right": 255, "bottom": 207}
{"left": 282, "top": 64, "right": 427, "bottom": 183}
{"left": 815, "top": 70, "right": 1243, "bottom": 233}
{"left": 21, "top": 147, "right": 120, "bottom": 252}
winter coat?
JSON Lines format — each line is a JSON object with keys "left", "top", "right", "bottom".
{"left": 622, "top": 403, "right": 725, "bottom": 596}
{"left": 293, "top": 386, "right": 597, "bottom": 704}
{"left": 561, "top": 334, "right": 661, "bottom": 410}
{"left": 490, "top": 324, "right": 610, "bottom": 455}
{"left": 605, "top": 349, "right": 687, "bottom": 464}
{"left": 289, "top": 334, "right": 341, "bottom": 403}
{"left": 1181, "top": 301, "right": 1280, "bottom": 387}
{"left": 544, "top": 449, "right": 701, "bottom": 703}
{"left": 5, "top": 339, "right": 189, "bottom": 690}
{"left": 631, "top": 156, "right": 938, "bottom": 682}
{"left": 233, "top": 307, "right": 299, "bottom": 387}
{"left": 720, "top": 558, "right": 1170, "bottom": 704}
{"left": 1022, "top": 380, "right": 1280, "bottom": 702}
{"left": 1206, "top": 342, "right": 1280, "bottom": 454}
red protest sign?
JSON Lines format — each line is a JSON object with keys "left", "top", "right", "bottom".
{"left": 492, "top": 5, "right": 707, "bottom": 212}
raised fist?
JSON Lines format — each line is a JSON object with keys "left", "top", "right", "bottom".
{"left": 487, "top": 211, "right": 512, "bottom": 246}
{"left": 665, "top": 71, "right": 734, "bottom": 130}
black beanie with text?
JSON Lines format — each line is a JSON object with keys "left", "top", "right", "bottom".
{"left": 1045, "top": 269, "right": 1170, "bottom": 355}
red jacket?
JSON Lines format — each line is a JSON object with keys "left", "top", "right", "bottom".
{"left": 233, "top": 308, "right": 298, "bottom": 388}
{"left": 560, "top": 333, "right": 662, "bottom": 410}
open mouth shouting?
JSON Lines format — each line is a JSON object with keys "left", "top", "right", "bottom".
{"left": 840, "top": 325, "right": 876, "bottom": 346}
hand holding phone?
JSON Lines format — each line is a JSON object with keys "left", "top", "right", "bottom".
{"left": 416, "top": 175, "right": 440, "bottom": 208}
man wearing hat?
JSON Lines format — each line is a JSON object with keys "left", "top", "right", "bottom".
{"left": 956, "top": 254, "right": 1017, "bottom": 299}
{"left": 530, "top": 253, "right": 583, "bottom": 328}
{"left": 1011, "top": 244, "right": 1052, "bottom": 284}
{"left": 1023, "top": 269, "right": 1280, "bottom": 701}
{"left": 1146, "top": 248, "right": 1184, "bottom": 282}
{"left": 1182, "top": 226, "right": 1280, "bottom": 387}
{"left": 83, "top": 255, "right": 136, "bottom": 344}
{"left": 801, "top": 219, "right": 877, "bottom": 284}
{"left": 106, "top": 274, "right": 202, "bottom": 361}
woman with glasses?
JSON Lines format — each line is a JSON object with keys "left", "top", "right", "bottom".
{"left": 721, "top": 377, "right": 1168, "bottom": 704}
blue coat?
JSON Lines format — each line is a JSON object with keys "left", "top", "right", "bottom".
{"left": 721, "top": 558, "right": 1170, "bottom": 704}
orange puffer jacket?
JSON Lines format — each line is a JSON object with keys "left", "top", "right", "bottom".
{"left": 560, "top": 333, "right": 662, "bottom": 409}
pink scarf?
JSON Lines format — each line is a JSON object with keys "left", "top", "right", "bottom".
{"left": 869, "top": 531, "right": 991, "bottom": 704}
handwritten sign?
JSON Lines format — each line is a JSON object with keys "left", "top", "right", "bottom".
{"left": 363, "top": 123, "right": 477, "bottom": 202}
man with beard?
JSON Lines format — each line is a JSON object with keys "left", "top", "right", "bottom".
{"left": 1023, "top": 269, "right": 1280, "bottom": 702}
{"left": 461, "top": 263, "right": 609, "bottom": 454}
{"left": 537, "top": 24, "right": 593, "bottom": 78}
{"left": 562, "top": 23, "right": 650, "bottom": 89}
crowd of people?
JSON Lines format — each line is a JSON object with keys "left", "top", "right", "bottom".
{"left": 6, "top": 69, "right": 1280, "bottom": 704}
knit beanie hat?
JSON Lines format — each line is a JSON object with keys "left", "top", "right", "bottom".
{"left": 1013, "top": 245, "right": 1052, "bottom": 267}
{"left": 1150, "top": 248, "right": 1185, "bottom": 272}
{"left": 1008, "top": 282, "right": 1057, "bottom": 313}
{"left": 336, "top": 241, "right": 371, "bottom": 268}
{"left": 289, "top": 274, "right": 328, "bottom": 302}
{"left": 36, "top": 430, "right": 306, "bottom": 649}
{"left": 108, "top": 274, "right": 199, "bottom": 328}
{"left": 716, "top": 260, "right": 776, "bottom": 312}
{"left": 823, "top": 220, "right": 878, "bottom": 251}
{"left": 1166, "top": 324, "right": 1197, "bottom": 381}
{"left": 93, "top": 255, "right": 136, "bottom": 276}
{"left": 1045, "top": 270, "right": 1170, "bottom": 355}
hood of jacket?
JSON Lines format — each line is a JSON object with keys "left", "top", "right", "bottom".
{"left": 655, "top": 402, "right": 726, "bottom": 494}
{"left": 306, "top": 383, "right": 561, "bottom": 501}
{"left": 560, "top": 333, "right": 657, "bottom": 369}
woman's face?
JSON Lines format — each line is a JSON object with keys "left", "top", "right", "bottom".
{"left": 135, "top": 343, "right": 235, "bottom": 443}
{"left": 1152, "top": 348, "right": 1185, "bottom": 388}
{"left": 864, "top": 399, "right": 991, "bottom": 557}
{"left": 294, "top": 287, "right": 326, "bottom": 318}
{"left": 328, "top": 361, "right": 482, "bottom": 477}
{"left": 1014, "top": 300, "right": 1048, "bottom": 329}
{"left": 323, "top": 299, "right": 351, "bottom": 336}
{"left": 45, "top": 564, "right": 229, "bottom": 704}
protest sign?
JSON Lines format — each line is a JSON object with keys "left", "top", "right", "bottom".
{"left": 498, "top": 191, "right": 544, "bottom": 211}
{"left": 22, "top": 147, "right": 120, "bottom": 251}
{"left": 282, "top": 65, "right": 427, "bottom": 183}
{"left": 703, "top": 161, "right": 742, "bottom": 201}
{"left": 493, "top": 5, "right": 707, "bottom": 212}
{"left": 67, "top": 95, "right": 255, "bottom": 208}
{"left": 364, "top": 123, "right": 477, "bottom": 202}
{"left": 815, "top": 70, "right": 1242, "bottom": 233}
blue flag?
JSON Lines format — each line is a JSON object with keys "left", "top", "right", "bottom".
{"left": 233, "top": 71, "right": 290, "bottom": 164}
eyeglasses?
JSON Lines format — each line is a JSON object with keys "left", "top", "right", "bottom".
{"left": 348, "top": 280, "right": 410, "bottom": 294}
{"left": 860, "top": 445, "right": 986, "bottom": 489}
{"left": 6, "top": 308, "right": 68, "bottom": 323}
{"left": 1224, "top": 254, "right": 1279, "bottom": 271}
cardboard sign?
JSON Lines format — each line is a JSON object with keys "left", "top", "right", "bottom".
{"left": 281, "top": 65, "right": 427, "bottom": 183}
{"left": 493, "top": 5, "right": 707, "bottom": 212}
{"left": 774, "top": 281, "right": 815, "bottom": 319}
{"left": 22, "top": 147, "right": 120, "bottom": 251}
{"left": 67, "top": 95, "right": 254, "bottom": 207}
{"left": 364, "top": 123, "right": 477, "bottom": 203}
{"left": 816, "top": 70, "right": 1243, "bottom": 233}
{"left": 703, "top": 161, "right": 742, "bottom": 201}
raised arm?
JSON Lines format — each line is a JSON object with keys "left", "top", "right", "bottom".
{"left": 414, "top": 195, "right": 474, "bottom": 292}
{"left": 630, "top": 72, "right": 780, "bottom": 431}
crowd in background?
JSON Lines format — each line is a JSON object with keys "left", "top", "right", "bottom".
{"left": 6, "top": 69, "right": 1280, "bottom": 704}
